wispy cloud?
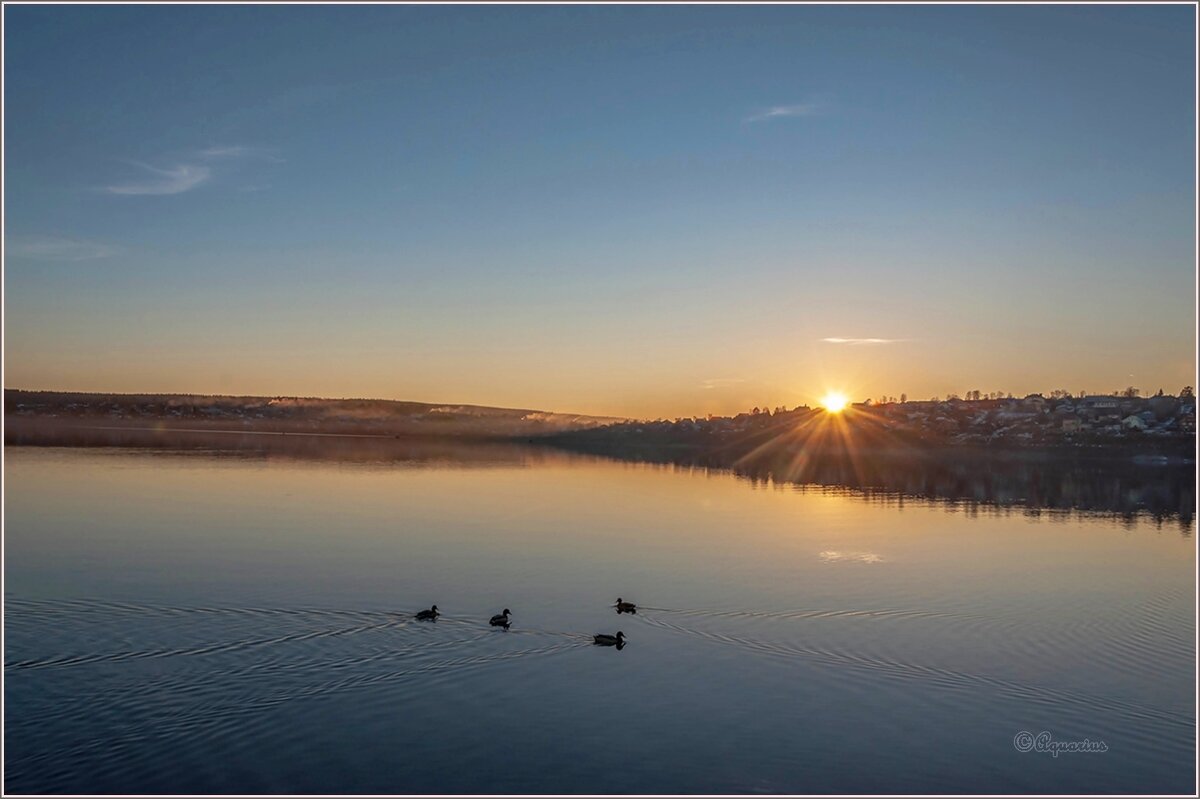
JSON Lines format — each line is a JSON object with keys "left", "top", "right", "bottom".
{"left": 7, "top": 235, "right": 120, "bottom": 261}
{"left": 701, "top": 378, "right": 747, "bottom": 390}
{"left": 745, "top": 103, "right": 821, "bottom": 123}
{"left": 103, "top": 145, "right": 279, "bottom": 196}
{"left": 106, "top": 162, "right": 211, "bottom": 195}
{"left": 819, "top": 550, "right": 884, "bottom": 564}
{"left": 197, "top": 145, "right": 250, "bottom": 158}
{"left": 820, "top": 338, "right": 908, "bottom": 345}
{"left": 198, "top": 145, "right": 285, "bottom": 163}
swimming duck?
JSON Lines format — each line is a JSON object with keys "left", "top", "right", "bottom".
{"left": 615, "top": 598, "right": 637, "bottom": 613}
{"left": 415, "top": 605, "right": 439, "bottom": 621}
{"left": 593, "top": 631, "right": 626, "bottom": 646}
{"left": 490, "top": 609, "right": 511, "bottom": 627}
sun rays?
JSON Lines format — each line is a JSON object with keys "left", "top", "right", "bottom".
{"left": 729, "top": 401, "right": 922, "bottom": 489}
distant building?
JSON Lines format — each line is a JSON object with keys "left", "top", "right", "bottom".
{"left": 1122, "top": 414, "right": 1147, "bottom": 431}
{"left": 995, "top": 409, "right": 1037, "bottom": 423}
{"left": 1022, "top": 394, "right": 1047, "bottom": 411}
{"left": 1083, "top": 396, "right": 1120, "bottom": 410}
{"left": 1081, "top": 396, "right": 1122, "bottom": 422}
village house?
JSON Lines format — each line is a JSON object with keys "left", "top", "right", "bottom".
{"left": 1081, "top": 396, "right": 1122, "bottom": 422}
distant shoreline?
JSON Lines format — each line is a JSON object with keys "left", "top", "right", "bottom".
{"left": 532, "top": 415, "right": 1198, "bottom": 465}
{"left": 76, "top": 424, "right": 398, "bottom": 440}
{"left": 6, "top": 415, "right": 1194, "bottom": 465}
{"left": 5, "top": 388, "right": 1196, "bottom": 464}
{"left": 3, "top": 389, "right": 622, "bottom": 441}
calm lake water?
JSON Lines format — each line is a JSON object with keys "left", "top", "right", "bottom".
{"left": 4, "top": 437, "right": 1196, "bottom": 794}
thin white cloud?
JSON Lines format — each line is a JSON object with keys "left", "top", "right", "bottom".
{"left": 820, "top": 338, "right": 908, "bottom": 345}
{"left": 7, "top": 235, "right": 120, "bottom": 261}
{"left": 745, "top": 103, "right": 820, "bottom": 123}
{"left": 197, "top": 145, "right": 284, "bottom": 163}
{"left": 103, "top": 145, "right": 280, "bottom": 196}
{"left": 197, "top": 145, "right": 249, "bottom": 158}
{"left": 701, "top": 378, "right": 747, "bottom": 390}
{"left": 106, "top": 162, "right": 211, "bottom": 195}
{"left": 819, "top": 550, "right": 884, "bottom": 564}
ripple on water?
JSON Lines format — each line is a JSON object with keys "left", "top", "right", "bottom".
{"left": 4, "top": 598, "right": 590, "bottom": 792}
{"left": 5, "top": 596, "right": 1194, "bottom": 793}
{"left": 630, "top": 603, "right": 1193, "bottom": 741}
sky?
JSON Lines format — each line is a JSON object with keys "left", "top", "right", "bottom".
{"left": 3, "top": 4, "right": 1196, "bottom": 419}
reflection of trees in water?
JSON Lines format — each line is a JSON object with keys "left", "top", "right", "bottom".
{"left": 7, "top": 421, "right": 1194, "bottom": 534}
{"left": 3, "top": 423, "right": 551, "bottom": 470}
{"left": 570, "top": 445, "right": 1195, "bottom": 535}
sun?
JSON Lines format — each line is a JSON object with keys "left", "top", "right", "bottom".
{"left": 821, "top": 392, "right": 849, "bottom": 413}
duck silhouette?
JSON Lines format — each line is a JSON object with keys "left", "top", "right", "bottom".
{"left": 615, "top": 598, "right": 637, "bottom": 614}
{"left": 415, "top": 605, "right": 439, "bottom": 621}
{"left": 593, "top": 631, "right": 626, "bottom": 648}
{"left": 489, "top": 609, "right": 511, "bottom": 628}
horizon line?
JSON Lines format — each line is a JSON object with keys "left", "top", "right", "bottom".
{"left": 5, "top": 385, "right": 1190, "bottom": 424}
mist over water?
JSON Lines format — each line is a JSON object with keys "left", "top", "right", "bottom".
{"left": 4, "top": 439, "right": 1195, "bottom": 794}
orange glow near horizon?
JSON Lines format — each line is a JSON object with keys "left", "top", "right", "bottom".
{"left": 821, "top": 392, "right": 849, "bottom": 413}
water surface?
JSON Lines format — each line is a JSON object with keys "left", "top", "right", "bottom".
{"left": 4, "top": 438, "right": 1195, "bottom": 793}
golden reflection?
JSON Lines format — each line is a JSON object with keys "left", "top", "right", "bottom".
{"left": 732, "top": 399, "right": 918, "bottom": 491}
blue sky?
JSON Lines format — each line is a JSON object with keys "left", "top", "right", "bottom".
{"left": 4, "top": 4, "right": 1196, "bottom": 417}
